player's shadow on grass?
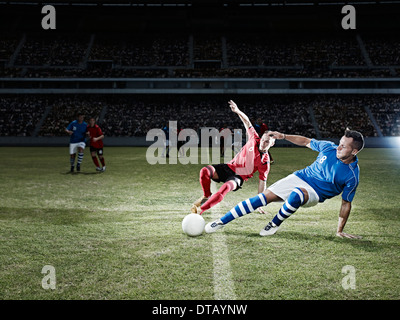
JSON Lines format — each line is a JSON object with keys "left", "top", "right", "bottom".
{"left": 0, "top": 206, "right": 111, "bottom": 225}
{"left": 231, "top": 229, "right": 381, "bottom": 252}
{"left": 61, "top": 171, "right": 100, "bottom": 175}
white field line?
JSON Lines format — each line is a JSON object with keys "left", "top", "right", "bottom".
{"left": 210, "top": 180, "right": 237, "bottom": 300}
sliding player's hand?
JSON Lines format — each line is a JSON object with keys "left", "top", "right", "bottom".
{"left": 257, "top": 207, "right": 266, "bottom": 214}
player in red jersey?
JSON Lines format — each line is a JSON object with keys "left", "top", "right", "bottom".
{"left": 191, "top": 100, "right": 275, "bottom": 215}
{"left": 256, "top": 117, "right": 274, "bottom": 164}
{"left": 87, "top": 117, "right": 106, "bottom": 172}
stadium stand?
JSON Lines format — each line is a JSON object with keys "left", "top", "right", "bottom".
{"left": 0, "top": 96, "right": 47, "bottom": 136}
{"left": 1, "top": 95, "right": 399, "bottom": 138}
{"left": 2, "top": 32, "right": 398, "bottom": 78}
{"left": 369, "top": 96, "right": 400, "bottom": 136}
{"left": 0, "top": 1, "right": 399, "bottom": 143}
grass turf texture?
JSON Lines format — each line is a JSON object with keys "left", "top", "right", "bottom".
{"left": 0, "top": 147, "right": 399, "bottom": 300}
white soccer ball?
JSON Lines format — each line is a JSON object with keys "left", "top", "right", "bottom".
{"left": 182, "top": 213, "right": 205, "bottom": 237}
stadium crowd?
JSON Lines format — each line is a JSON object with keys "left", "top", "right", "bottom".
{"left": 369, "top": 96, "right": 400, "bottom": 136}
{"left": 37, "top": 96, "right": 104, "bottom": 136}
{"left": 1, "top": 95, "right": 399, "bottom": 138}
{"left": 0, "top": 96, "right": 47, "bottom": 136}
{"left": 0, "top": 33, "right": 398, "bottom": 78}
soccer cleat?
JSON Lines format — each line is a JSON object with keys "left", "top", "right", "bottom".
{"left": 96, "top": 167, "right": 102, "bottom": 171}
{"left": 190, "top": 205, "right": 199, "bottom": 214}
{"left": 102, "top": 166, "right": 106, "bottom": 172}
{"left": 77, "top": 164, "right": 81, "bottom": 172}
{"left": 259, "top": 221, "right": 280, "bottom": 236}
{"left": 193, "top": 195, "right": 210, "bottom": 207}
{"left": 191, "top": 195, "right": 210, "bottom": 214}
{"left": 205, "top": 219, "right": 224, "bottom": 233}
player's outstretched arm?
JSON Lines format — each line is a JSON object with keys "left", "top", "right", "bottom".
{"left": 269, "top": 131, "right": 312, "bottom": 148}
{"left": 228, "top": 100, "right": 252, "bottom": 131}
{"left": 257, "top": 179, "right": 267, "bottom": 214}
{"left": 336, "top": 199, "right": 362, "bottom": 239}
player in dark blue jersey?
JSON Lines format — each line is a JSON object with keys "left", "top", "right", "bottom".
{"left": 206, "top": 129, "right": 364, "bottom": 239}
{"left": 65, "top": 112, "right": 88, "bottom": 172}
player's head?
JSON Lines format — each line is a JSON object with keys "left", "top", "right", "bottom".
{"left": 259, "top": 131, "right": 275, "bottom": 153}
{"left": 89, "top": 117, "right": 96, "bottom": 127}
{"left": 337, "top": 128, "right": 364, "bottom": 161}
{"left": 77, "top": 112, "right": 85, "bottom": 123}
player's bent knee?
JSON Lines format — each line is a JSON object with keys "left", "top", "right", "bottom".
{"left": 200, "top": 165, "right": 215, "bottom": 179}
{"left": 296, "top": 187, "right": 309, "bottom": 204}
{"left": 299, "top": 188, "right": 309, "bottom": 202}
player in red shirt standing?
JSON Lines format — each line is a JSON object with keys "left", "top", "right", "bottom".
{"left": 191, "top": 100, "right": 275, "bottom": 215}
{"left": 87, "top": 117, "right": 106, "bottom": 172}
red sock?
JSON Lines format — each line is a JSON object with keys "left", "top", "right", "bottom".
{"left": 92, "top": 156, "right": 100, "bottom": 167}
{"left": 200, "top": 180, "right": 236, "bottom": 214}
{"left": 100, "top": 157, "right": 105, "bottom": 167}
{"left": 199, "top": 166, "right": 214, "bottom": 198}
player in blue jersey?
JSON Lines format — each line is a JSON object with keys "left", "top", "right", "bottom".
{"left": 161, "top": 123, "right": 170, "bottom": 158}
{"left": 65, "top": 112, "right": 88, "bottom": 172}
{"left": 205, "top": 129, "right": 364, "bottom": 239}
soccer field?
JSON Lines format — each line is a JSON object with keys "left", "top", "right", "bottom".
{"left": 0, "top": 146, "right": 399, "bottom": 300}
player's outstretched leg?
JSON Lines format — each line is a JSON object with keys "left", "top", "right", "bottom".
{"left": 191, "top": 166, "right": 215, "bottom": 213}
{"left": 205, "top": 193, "right": 267, "bottom": 233}
{"left": 260, "top": 187, "right": 307, "bottom": 236}
{"left": 199, "top": 180, "right": 236, "bottom": 214}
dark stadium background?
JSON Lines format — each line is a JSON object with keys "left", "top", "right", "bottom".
{"left": 0, "top": 1, "right": 399, "bottom": 146}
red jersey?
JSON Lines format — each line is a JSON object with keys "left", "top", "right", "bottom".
{"left": 260, "top": 123, "right": 268, "bottom": 136}
{"left": 87, "top": 124, "right": 104, "bottom": 149}
{"left": 227, "top": 127, "right": 270, "bottom": 181}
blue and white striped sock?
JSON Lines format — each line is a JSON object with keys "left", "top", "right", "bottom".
{"left": 272, "top": 187, "right": 306, "bottom": 226}
{"left": 77, "top": 153, "right": 84, "bottom": 165}
{"left": 220, "top": 193, "right": 267, "bottom": 224}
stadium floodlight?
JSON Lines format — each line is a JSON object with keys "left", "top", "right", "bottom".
{"left": 396, "top": 137, "right": 400, "bottom": 148}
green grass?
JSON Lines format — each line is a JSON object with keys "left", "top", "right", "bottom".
{"left": 0, "top": 147, "right": 399, "bottom": 300}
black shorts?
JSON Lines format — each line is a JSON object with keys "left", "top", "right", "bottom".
{"left": 90, "top": 146, "right": 104, "bottom": 155}
{"left": 211, "top": 164, "right": 244, "bottom": 191}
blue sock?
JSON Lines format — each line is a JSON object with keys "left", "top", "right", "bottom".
{"left": 272, "top": 188, "right": 305, "bottom": 226}
{"left": 77, "top": 153, "right": 84, "bottom": 165}
{"left": 220, "top": 193, "right": 267, "bottom": 224}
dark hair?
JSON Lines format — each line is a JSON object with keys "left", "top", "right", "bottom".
{"left": 344, "top": 128, "right": 364, "bottom": 152}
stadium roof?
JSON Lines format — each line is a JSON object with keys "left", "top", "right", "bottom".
{"left": 2, "top": 0, "right": 400, "bottom": 6}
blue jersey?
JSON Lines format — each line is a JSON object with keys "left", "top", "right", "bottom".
{"left": 66, "top": 120, "right": 88, "bottom": 143}
{"left": 162, "top": 126, "right": 169, "bottom": 140}
{"left": 294, "top": 139, "right": 360, "bottom": 203}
